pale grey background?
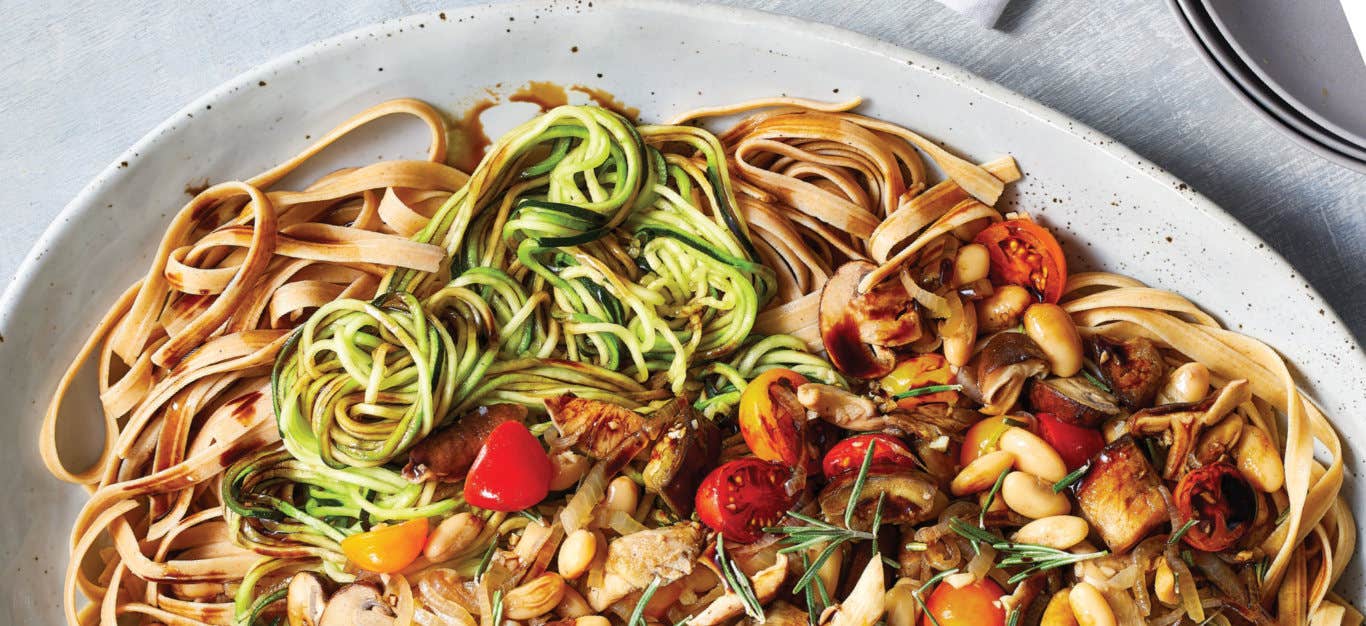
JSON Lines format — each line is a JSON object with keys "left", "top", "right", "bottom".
{"left": 3, "top": 0, "right": 1363, "bottom": 342}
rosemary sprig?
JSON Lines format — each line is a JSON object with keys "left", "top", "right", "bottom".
{"left": 1006, "top": 607, "right": 1021, "bottom": 626}
{"left": 978, "top": 469, "right": 1009, "bottom": 531}
{"left": 949, "top": 518, "right": 1109, "bottom": 584}
{"left": 717, "top": 535, "right": 764, "bottom": 621}
{"left": 1081, "top": 369, "right": 1111, "bottom": 393}
{"left": 912, "top": 568, "right": 959, "bottom": 626}
{"left": 1052, "top": 464, "right": 1089, "bottom": 493}
{"left": 800, "top": 553, "right": 828, "bottom": 624}
{"left": 518, "top": 508, "right": 544, "bottom": 524}
{"left": 1169, "top": 518, "right": 1199, "bottom": 544}
{"left": 473, "top": 540, "right": 497, "bottom": 584}
{"left": 893, "top": 384, "right": 963, "bottom": 399}
{"left": 1275, "top": 507, "right": 1290, "bottom": 525}
{"left": 490, "top": 589, "right": 505, "bottom": 626}
{"left": 628, "top": 577, "right": 662, "bottom": 626}
{"left": 845, "top": 440, "right": 878, "bottom": 528}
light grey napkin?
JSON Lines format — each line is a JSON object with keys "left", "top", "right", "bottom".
{"left": 936, "top": 0, "right": 1012, "bottom": 28}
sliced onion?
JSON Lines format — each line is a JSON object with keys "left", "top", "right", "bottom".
{"left": 1101, "top": 588, "right": 1144, "bottom": 626}
{"left": 966, "top": 543, "right": 996, "bottom": 580}
{"left": 899, "top": 266, "right": 950, "bottom": 319}
{"left": 1191, "top": 551, "right": 1247, "bottom": 605}
{"left": 1165, "top": 544, "right": 1205, "bottom": 623}
{"left": 607, "top": 510, "right": 648, "bottom": 535}
{"left": 1129, "top": 536, "right": 1167, "bottom": 617}
{"left": 560, "top": 460, "right": 609, "bottom": 533}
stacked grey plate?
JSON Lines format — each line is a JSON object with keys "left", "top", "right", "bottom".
{"left": 1169, "top": 0, "right": 1366, "bottom": 173}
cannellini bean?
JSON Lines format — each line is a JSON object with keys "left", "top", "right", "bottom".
{"left": 952, "top": 244, "right": 991, "bottom": 287}
{"left": 1153, "top": 558, "right": 1178, "bottom": 606}
{"left": 549, "top": 451, "right": 590, "bottom": 491}
{"left": 555, "top": 586, "right": 593, "bottom": 618}
{"left": 505, "top": 573, "right": 567, "bottom": 619}
{"left": 604, "top": 476, "right": 639, "bottom": 513}
{"left": 1000, "top": 427, "right": 1068, "bottom": 483}
{"left": 1068, "top": 583, "right": 1116, "bottom": 626}
{"left": 885, "top": 578, "right": 922, "bottom": 626}
{"left": 1002, "top": 471, "right": 1071, "bottom": 519}
{"left": 424, "top": 512, "right": 484, "bottom": 561}
{"left": 1041, "top": 589, "right": 1079, "bottom": 626}
{"left": 1194, "top": 414, "right": 1243, "bottom": 464}
{"left": 1157, "top": 362, "right": 1209, "bottom": 404}
{"left": 1023, "top": 303, "right": 1084, "bottom": 377}
{"left": 950, "top": 450, "right": 1015, "bottom": 496}
{"left": 558, "top": 529, "right": 598, "bottom": 580}
{"left": 1100, "top": 416, "right": 1128, "bottom": 444}
{"left": 1236, "top": 424, "right": 1285, "bottom": 492}
{"left": 976, "top": 285, "right": 1032, "bottom": 333}
{"left": 941, "top": 301, "right": 978, "bottom": 367}
{"left": 574, "top": 617, "right": 610, "bottom": 626}
{"left": 1012, "top": 515, "right": 1089, "bottom": 550}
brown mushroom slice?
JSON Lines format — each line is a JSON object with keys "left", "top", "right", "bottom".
{"left": 545, "top": 394, "right": 665, "bottom": 460}
{"left": 1127, "top": 380, "right": 1252, "bottom": 479}
{"left": 1027, "top": 377, "right": 1120, "bottom": 427}
{"left": 973, "top": 332, "right": 1050, "bottom": 415}
{"left": 317, "top": 583, "right": 396, "bottom": 626}
{"left": 286, "top": 572, "right": 327, "bottom": 626}
{"left": 744, "top": 601, "right": 808, "bottom": 626}
{"left": 642, "top": 399, "right": 722, "bottom": 516}
{"left": 821, "top": 556, "right": 885, "bottom": 626}
{"left": 590, "top": 524, "right": 704, "bottom": 611}
{"left": 403, "top": 404, "right": 528, "bottom": 482}
{"left": 689, "top": 553, "right": 789, "bottom": 626}
{"left": 820, "top": 261, "right": 921, "bottom": 379}
{"left": 1089, "top": 336, "right": 1166, "bottom": 409}
{"left": 1074, "top": 436, "right": 1169, "bottom": 555}
{"left": 818, "top": 471, "right": 947, "bottom": 532}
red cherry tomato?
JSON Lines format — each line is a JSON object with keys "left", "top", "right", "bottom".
{"left": 1174, "top": 462, "right": 1256, "bottom": 552}
{"left": 738, "top": 369, "right": 810, "bottom": 467}
{"left": 974, "top": 218, "right": 1068, "bottom": 303}
{"left": 340, "top": 518, "right": 428, "bottom": 573}
{"left": 463, "top": 421, "right": 552, "bottom": 511}
{"left": 960, "top": 416, "right": 1016, "bottom": 466}
{"left": 921, "top": 577, "right": 1007, "bottom": 626}
{"left": 822, "top": 434, "right": 919, "bottom": 479}
{"left": 881, "top": 354, "right": 959, "bottom": 409}
{"left": 696, "top": 458, "right": 795, "bottom": 543}
{"left": 1034, "top": 413, "right": 1105, "bottom": 471}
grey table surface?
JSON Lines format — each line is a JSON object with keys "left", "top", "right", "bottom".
{"left": 3, "top": 0, "right": 1363, "bottom": 343}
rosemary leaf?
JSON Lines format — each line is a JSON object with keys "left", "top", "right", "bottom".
{"left": 1052, "top": 464, "right": 1089, "bottom": 493}
{"left": 1081, "top": 369, "right": 1111, "bottom": 393}
{"left": 490, "top": 589, "right": 505, "bottom": 626}
{"left": 845, "top": 440, "right": 878, "bottom": 529}
{"left": 893, "top": 384, "right": 963, "bottom": 399}
{"left": 1169, "top": 519, "right": 1199, "bottom": 545}
{"left": 628, "top": 577, "right": 662, "bottom": 626}
{"left": 473, "top": 540, "right": 497, "bottom": 584}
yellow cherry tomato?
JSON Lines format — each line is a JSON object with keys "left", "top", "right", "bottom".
{"left": 960, "top": 416, "right": 1016, "bottom": 466}
{"left": 738, "top": 368, "right": 809, "bottom": 467}
{"left": 340, "top": 518, "right": 428, "bottom": 573}
{"left": 881, "top": 354, "right": 959, "bottom": 409}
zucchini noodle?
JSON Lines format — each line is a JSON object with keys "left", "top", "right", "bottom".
{"left": 38, "top": 93, "right": 1357, "bottom": 626}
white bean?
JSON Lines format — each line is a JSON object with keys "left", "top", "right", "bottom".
{"left": 557, "top": 529, "right": 597, "bottom": 580}
{"left": 1023, "top": 303, "right": 1084, "bottom": 377}
{"left": 1012, "top": 515, "right": 1089, "bottom": 550}
{"left": 1157, "top": 362, "right": 1209, "bottom": 404}
{"left": 424, "top": 513, "right": 483, "bottom": 561}
{"left": 1000, "top": 427, "right": 1068, "bottom": 483}
{"left": 1001, "top": 471, "right": 1071, "bottom": 519}
{"left": 604, "top": 476, "right": 639, "bottom": 513}
{"left": 976, "top": 285, "right": 1032, "bottom": 333}
{"left": 952, "top": 244, "right": 991, "bottom": 287}
{"left": 1236, "top": 425, "right": 1285, "bottom": 492}
{"left": 1068, "top": 583, "right": 1116, "bottom": 626}
{"left": 950, "top": 450, "right": 1015, "bottom": 496}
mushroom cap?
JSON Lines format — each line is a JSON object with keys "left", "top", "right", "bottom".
{"left": 317, "top": 582, "right": 397, "bottom": 626}
{"left": 820, "top": 261, "right": 921, "bottom": 379}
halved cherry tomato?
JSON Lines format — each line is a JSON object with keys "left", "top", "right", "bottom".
{"left": 696, "top": 458, "right": 796, "bottom": 543}
{"left": 738, "top": 368, "right": 809, "bottom": 467}
{"left": 974, "top": 218, "right": 1068, "bottom": 303}
{"left": 960, "top": 416, "right": 1017, "bottom": 466}
{"left": 1173, "top": 462, "right": 1256, "bottom": 551}
{"left": 1035, "top": 412, "right": 1105, "bottom": 471}
{"left": 464, "top": 421, "right": 552, "bottom": 512}
{"left": 921, "top": 577, "right": 1006, "bottom": 626}
{"left": 822, "top": 433, "right": 919, "bottom": 479}
{"left": 881, "top": 354, "right": 959, "bottom": 409}
{"left": 340, "top": 518, "right": 428, "bottom": 573}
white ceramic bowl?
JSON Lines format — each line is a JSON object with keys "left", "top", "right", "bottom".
{"left": 2, "top": 1, "right": 1361, "bottom": 621}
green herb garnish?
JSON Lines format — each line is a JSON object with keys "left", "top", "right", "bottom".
{"left": 893, "top": 384, "right": 964, "bottom": 400}
{"left": 628, "top": 577, "right": 662, "bottom": 626}
{"left": 1169, "top": 518, "right": 1199, "bottom": 544}
{"left": 473, "top": 540, "right": 497, "bottom": 584}
{"left": 1052, "top": 464, "right": 1089, "bottom": 493}
{"left": 978, "top": 469, "right": 1010, "bottom": 532}
{"left": 845, "top": 440, "right": 878, "bottom": 528}
{"left": 949, "top": 519, "right": 1109, "bottom": 584}
{"left": 490, "top": 589, "right": 505, "bottom": 626}
{"left": 912, "top": 568, "right": 959, "bottom": 626}
{"left": 716, "top": 535, "right": 764, "bottom": 621}
{"left": 1081, "top": 369, "right": 1111, "bottom": 393}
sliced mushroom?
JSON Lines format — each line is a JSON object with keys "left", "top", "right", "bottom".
{"left": 590, "top": 524, "right": 704, "bottom": 610}
{"left": 642, "top": 399, "right": 722, "bottom": 516}
{"left": 1088, "top": 336, "right": 1166, "bottom": 409}
{"left": 745, "top": 601, "right": 808, "bottom": 626}
{"left": 317, "top": 582, "right": 396, "bottom": 626}
{"left": 546, "top": 394, "right": 664, "bottom": 460}
{"left": 690, "top": 553, "right": 789, "bottom": 626}
{"left": 1027, "top": 377, "right": 1119, "bottom": 427}
{"left": 820, "top": 261, "right": 922, "bottom": 379}
{"left": 819, "top": 472, "right": 947, "bottom": 531}
{"left": 970, "top": 332, "right": 1050, "bottom": 415}
{"left": 819, "top": 555, "right": 885, "bottom": 626}
{"left": 403, "top": 404, "right": 528, "bottom": 482}
{"left": 798, "top": 383, "right": 879, "bottom": 425}
{"left": 1073, "top": 436, "right": 1168, "bottom": 555}
{"left": 286, "top": 572, "right": 326, "bottom": 626}
{"left": 1128, "top": 380, "right": 1251, "bottom": 479}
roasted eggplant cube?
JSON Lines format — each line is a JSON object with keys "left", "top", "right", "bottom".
{"left": 1075, "top": 436, "right": 1169, "bottom": 554}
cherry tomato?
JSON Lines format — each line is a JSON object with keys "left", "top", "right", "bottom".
{"left": 881, "top": 354, "right": 960, "bottom": 409}
{"left": 960, "top": 416, "right": 1017, "bottom": 466}
{"left": 464, "top": 421, "right": 552, "bottom": 512}
{"left": 1035, "top": 413, "right": 1105, "bottom": 471}
{"left": 738, "top": 368, "right": 810, "bottom": 467}
{"left": 974, "top": 218, "right": 1068, "bottom": 303}
{"left": 696, "top": 458, "right": 795, "bottom": 543}
{"left": 822, "top": 434, "right": 919, "bottom": 479}
{"left": 1174, "top": 462, "right": 1256, "bottom": 551}
{"left": 340, "top": 518, "right": 428, "bottom": 573}
{"left": 921, "top": 577, "right": 1007, "bottom": 626}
